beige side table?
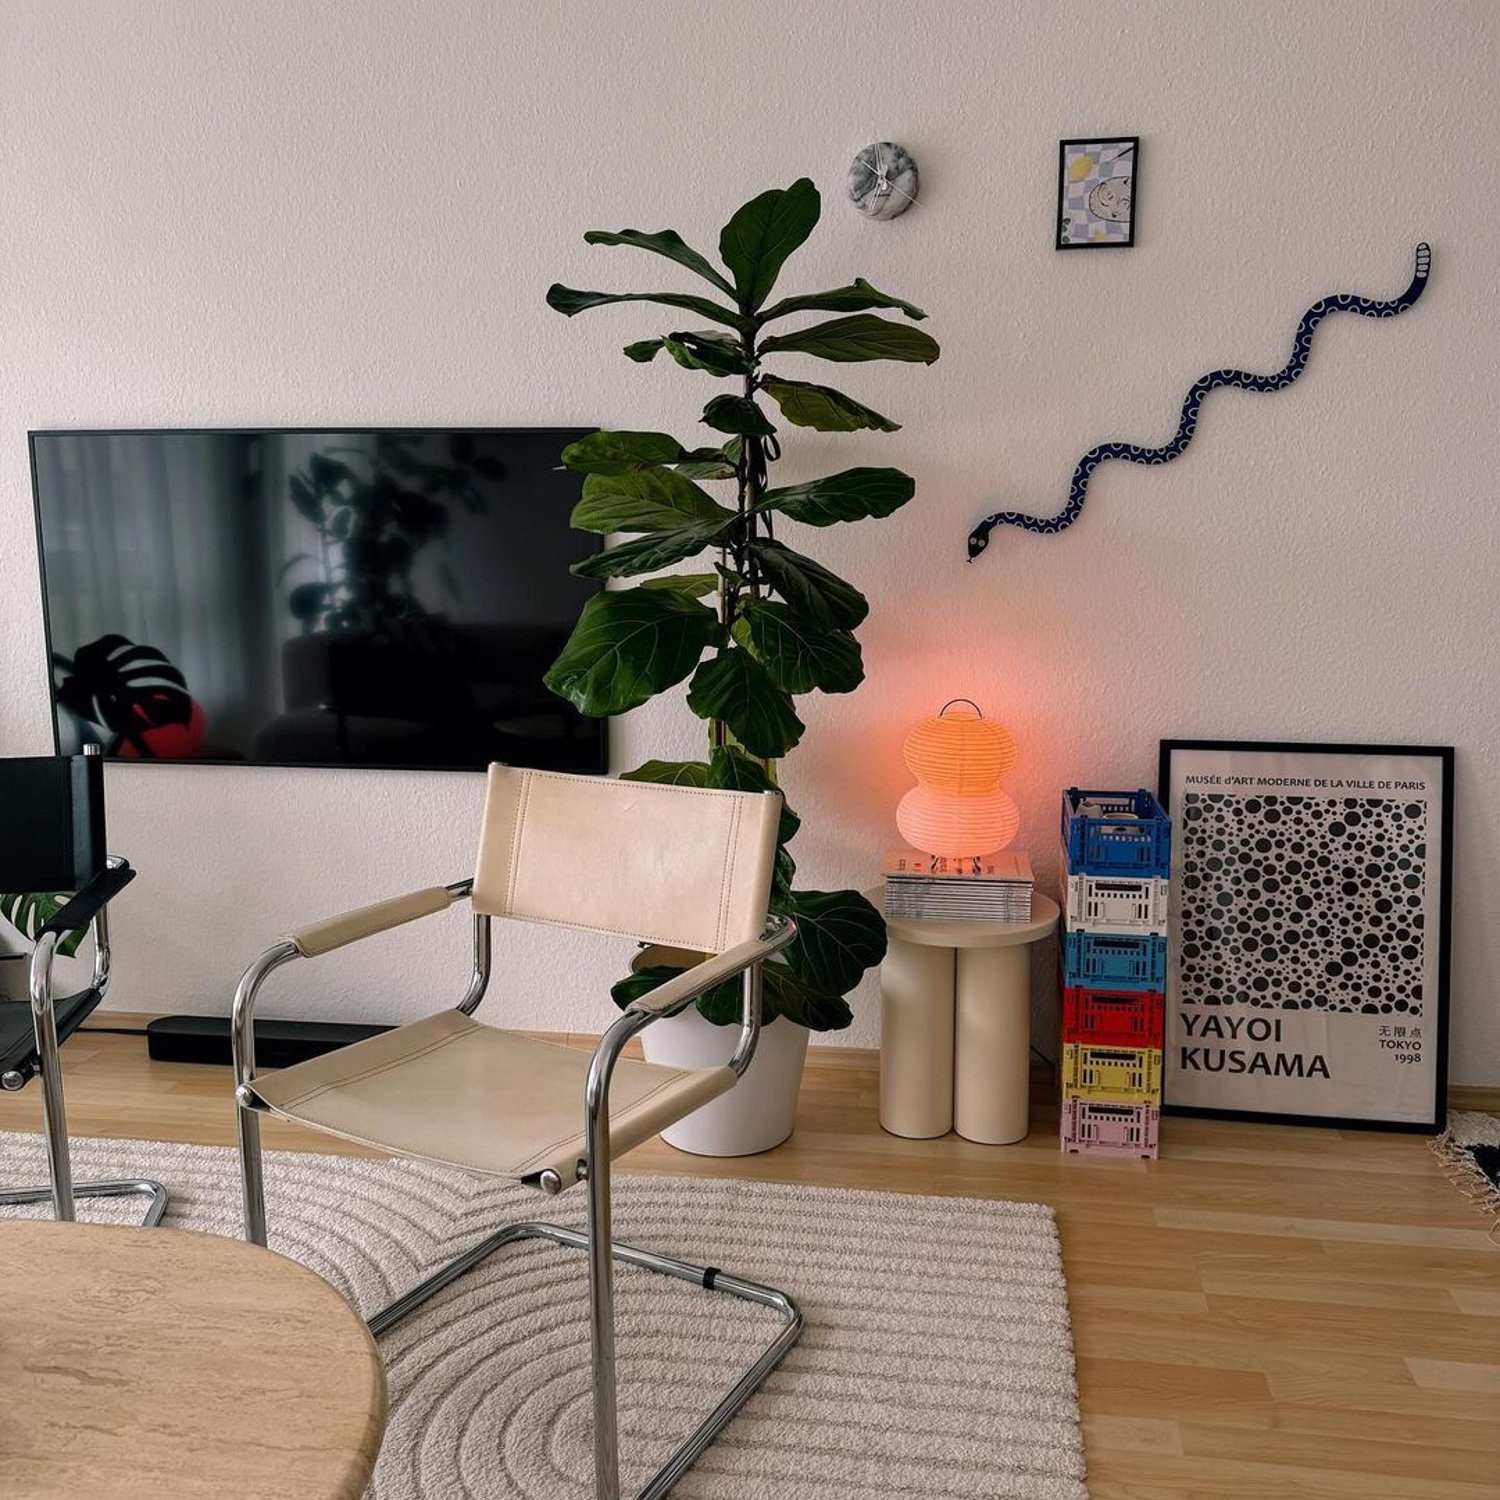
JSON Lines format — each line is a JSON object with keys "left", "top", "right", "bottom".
{"left": 1, "top": 1219, "right": 387, "bottom": 1500}
{"left": 868, "top": 889, "right": 1060, "bottom": 1145}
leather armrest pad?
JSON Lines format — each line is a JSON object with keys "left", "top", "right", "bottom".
{"left": 290, "top": 887, "right": 454, "bottom": 957}
{"left": 40, "top": 862, "right": 135, "bottom": 935}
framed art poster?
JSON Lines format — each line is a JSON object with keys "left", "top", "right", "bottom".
{"left": 1158, "top": 740, "right": 1453, "bottom": 1132}
{"left": 1057, "top": 137, "right": 1138, "bottom": 249}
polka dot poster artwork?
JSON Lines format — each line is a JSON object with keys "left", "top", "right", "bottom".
{"left": 1177, "top": 793, "right": 1427, "bottom": 1016}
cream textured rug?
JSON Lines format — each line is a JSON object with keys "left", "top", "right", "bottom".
{"left": 0, "top": 1132, "right": 1087, "bottom": 1498}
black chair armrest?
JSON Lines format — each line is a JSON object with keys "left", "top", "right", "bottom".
{"left": 40, "top": 862, "right": 135, "bottom": 936}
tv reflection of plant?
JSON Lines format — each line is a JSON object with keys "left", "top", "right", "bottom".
{"left": 280, "top": 434, "right": 499, "bottom": 638}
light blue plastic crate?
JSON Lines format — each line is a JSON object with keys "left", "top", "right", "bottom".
{"left": 1061, "top": 788, "right": 1171, "bottom": 878}
{"left": 1062, "top": 926, "right": 1167, "bottom": 993}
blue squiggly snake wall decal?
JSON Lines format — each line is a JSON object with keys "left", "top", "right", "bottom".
{"left": 966, "top": 243, "right": 1431, "bottom": 560}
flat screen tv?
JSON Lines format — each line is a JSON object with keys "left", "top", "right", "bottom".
{"left": 30, "top": 428, "right": 606, "bottom": 773}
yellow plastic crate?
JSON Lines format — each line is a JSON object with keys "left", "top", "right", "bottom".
{"left": 1062, "top": 1042, "right": 1162, "bottom": 1104}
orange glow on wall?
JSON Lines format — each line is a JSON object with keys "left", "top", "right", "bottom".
{"left": 897, "top": 698, "right": 1021, "bottom": 858}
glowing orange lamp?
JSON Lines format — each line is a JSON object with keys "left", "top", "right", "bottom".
{"left": 897, "top": 699, "right": 1020, "bottom": 859}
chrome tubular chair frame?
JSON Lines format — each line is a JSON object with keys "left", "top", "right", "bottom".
{"left": 0, "top": 857, "right": 169, "bottom": 1227}
{"left": 231, "top": 889, "right": 800, "bottom": 1500}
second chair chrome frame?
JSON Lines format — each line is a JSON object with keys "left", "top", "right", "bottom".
{"left": 0, "top": 855, "right": 169, "bottom": 1226}
{"left": 231, "top": 882, "right": 801, "bottom": 1500}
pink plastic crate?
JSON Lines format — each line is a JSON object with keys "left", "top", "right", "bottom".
{"left": 1061, "top": 1098, "right": 1160, "bottom": 1158}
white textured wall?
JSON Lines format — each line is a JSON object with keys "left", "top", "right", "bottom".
{"left": 1, "top": 1, "right": 1496, "bottom": 1082}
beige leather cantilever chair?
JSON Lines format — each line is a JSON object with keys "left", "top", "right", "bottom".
{"left": 231, "top": 765, "right": 799, "bottom": 1500}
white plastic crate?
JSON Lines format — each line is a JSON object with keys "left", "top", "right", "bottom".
{"left": 1064, "top": 871, "right": 1168, "bottom": 934}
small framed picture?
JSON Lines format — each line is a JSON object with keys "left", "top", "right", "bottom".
{"left": 1057, "top": 137, "right": 1138, "bottom": 249}
{"left": 1158, "top": 740, "right": 1453, "bottom": 1133}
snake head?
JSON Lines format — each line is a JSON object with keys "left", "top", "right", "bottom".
{"left": 966, "top": 528, "right": 990, "bottom": 562}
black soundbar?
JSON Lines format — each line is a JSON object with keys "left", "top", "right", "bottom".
{"left": 145, "top": 1014, "right": 392, "bottom": 1069}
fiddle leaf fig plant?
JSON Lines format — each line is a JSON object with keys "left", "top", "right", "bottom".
{"left": 543, "top": 177, "right": 939, "bottom": 1030}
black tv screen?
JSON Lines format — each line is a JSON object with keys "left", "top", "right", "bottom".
{"left": 30, "top": 428, "right": 606, "bottom": 773}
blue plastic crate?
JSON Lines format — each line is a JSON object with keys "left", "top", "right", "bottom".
{"left": 1062, "top": 927, "right": 1168, "bottom": 992}
{"left": 1061, "top": 788, "right": 1171, "bottom": 878}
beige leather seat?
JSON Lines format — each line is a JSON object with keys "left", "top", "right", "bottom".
{"left": 248, "top": 1009, "right": 734, "bottom": 1184}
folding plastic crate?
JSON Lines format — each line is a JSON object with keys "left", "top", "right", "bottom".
{"left": 1062, "top": 986, "right": 1165, "bottom": 1048}
{"left": 1061, "top": 1099, "right": 1159, "bottom": 1157}
{"left": 1062, "top": 1042, "right": 1162, "bottom": 1103}
{"left": 1060, "top": 788, "right": 1171, "bottom": 878}
{"left": 1063, "top": 872, "right": 1169, "bottom": 934}
{"left": 1062, "top": 926, "right": 1167, "bottom": 993}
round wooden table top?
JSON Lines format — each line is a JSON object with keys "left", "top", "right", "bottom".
{"left": 0, "top": 1219, "right": 386, "bottom": 1500}
{"left": 865, "top": 888, "right": 1061, "bottom": 949}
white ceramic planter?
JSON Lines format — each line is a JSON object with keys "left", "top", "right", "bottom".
{"left": 640, "top": 1003, "right": 810, "bottom": 1157}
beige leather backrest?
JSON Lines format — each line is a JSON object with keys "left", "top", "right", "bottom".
{"left": 473, "top": 766, "right": 781, "bottom": 953}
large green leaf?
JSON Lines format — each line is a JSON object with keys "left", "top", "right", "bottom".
{"left": 686, "top": 648, "right": 804, "bottom": 758}
{"left": 758, "top": 467, "right": 914, "bottom": 526}
{"left": 742, "top": 599, "right": 864, "bottom": 694}
{"left": 625, "top": 331, "right": 748, "bottom": 377}
{"left": 707, "top": 745, "right": 800, "bottom": 843}
{"left": 717, "top": 178, "right": 821, "bottom": 311}
{"left": 675, "top": 439, "right": 740, "bottom": 481}
{"left": 763, "top": 962, "right": 854, "bottom": 1029}
{"left": 561, "top": 430, "right": 685, "bottom": 475}
{"left": 702, "top": 394, "right": 776, "bottom": 437}
{"left": 640, "top": 572, "right": 719, "bottom": 598}
{"left": 581, "top": 226, "right": 736, "bottom": 295}
{"left": 760, "top": 377, "right": 900, "bottom": 433}
{"left": 621, "top": 759, "right": 710, "bottom": 787}
{"left": 608, "top": 951, "right": 853, "bottom": 1031}
{"left": 545, "top": 285, "right": 744, "bottom": 331}
{"left": 759, "top": 277, "right": 927, "bottom": 322}
{"left": 572, "top": 469, "right": 733, "bottom": 534}
{"left": 784, "top": 889, "right": 886, "bottom": 996}
{"left": 750, "top": 539, "right": 868, "bottom": 629}
{"left": 570, "top": 520, "right": 730, "bottom": 580}
{"left": 544, "top": 587, "right": 718, "bottom": 716}
{"left": 759, "top": 314, "right": 940, "bottom": 364}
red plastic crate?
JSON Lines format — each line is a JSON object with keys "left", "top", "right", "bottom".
{"left": 1062, "top": 987, "right": 1165, "bottom": 1048}
{"left": 1061, "top": 1099, "right": 1160, "bottom": 1157}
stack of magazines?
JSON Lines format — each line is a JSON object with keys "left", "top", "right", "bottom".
{"left": 884, "top": 850, "right": 1035, "bottom": 921}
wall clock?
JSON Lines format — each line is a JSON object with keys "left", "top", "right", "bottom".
{"left": 848, "top": 142, "right": 918, "bottom": 220}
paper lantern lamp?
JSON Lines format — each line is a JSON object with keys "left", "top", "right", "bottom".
{"left": 897, "top": 699, "right": 1021, "bottom": 858}
{"left": 902, "top": 700, "right": 1017, "bottom": 794}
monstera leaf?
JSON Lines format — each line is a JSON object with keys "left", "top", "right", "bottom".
{"left": 0, "top": 892, "right": 87, "bottom": 958}
{"left": 54, "top": 636, "right": 191, "bottom": 758}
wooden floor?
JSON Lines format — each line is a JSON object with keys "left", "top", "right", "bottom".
{"left": 5, "top": 1030, "right": 1496, "bottom": 1499}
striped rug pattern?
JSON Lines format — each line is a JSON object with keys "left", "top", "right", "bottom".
{"left": 0, "top": 1133, "right": 1087, "bottom": 1498}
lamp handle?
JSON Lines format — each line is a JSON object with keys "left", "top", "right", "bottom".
{"left": 939, "top": 697, "right": 984, "bottom": 718}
